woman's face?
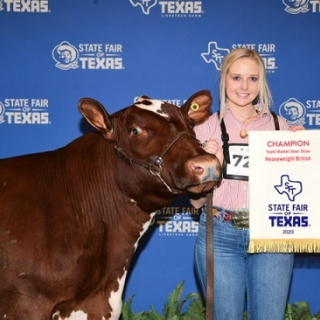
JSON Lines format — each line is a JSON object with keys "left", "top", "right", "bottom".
{"left": 225, "top": 57, "right": 260, "bottom": 110}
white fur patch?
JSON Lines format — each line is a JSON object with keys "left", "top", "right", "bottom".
{"left": 134, "top": 212, "right": 156, "bottom": 250}
{"left": 108, "top": 213, "right": 156, "bottom": 319}
{"left": 52, "top": 213, "right": 156, "bottom": 320}
{"left": 135, "top": 99, "right": 169, "bottom": 118}
{"left": 108, "top": 270, "right": 127, "bottom": 320}
{"left": 52, "top": 310, "right": 101, "bottom": 319}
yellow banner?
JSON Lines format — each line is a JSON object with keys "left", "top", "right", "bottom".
{"left": 248, "top": 130, "right": 320, "bottom": 253}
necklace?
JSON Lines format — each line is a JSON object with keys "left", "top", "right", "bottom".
{"left": 233, "top": 108, "right": 256, "bottom": 121}
{"left": 233, "top": 108, "right": 256, "bottom": 139}
{"left": 239, "top": 129, "right": 249, "bottom": 139}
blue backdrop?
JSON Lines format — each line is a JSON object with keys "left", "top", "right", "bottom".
{"left": 1, "top": 0, "right": 320, "bottom": 314}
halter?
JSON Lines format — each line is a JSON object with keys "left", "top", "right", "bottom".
{"left": 114, "top": 131, "right": 196, "bottom": 194}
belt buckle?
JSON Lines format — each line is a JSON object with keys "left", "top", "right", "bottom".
{"left": 232, "top": 210, "right": 249, "bottom": 230}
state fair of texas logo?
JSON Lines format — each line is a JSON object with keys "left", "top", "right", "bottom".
{"left": 282, "top": 0, "right": 310, "bottom": 14}
{"left": 201, "top": 42, "right": 230, "bottom": 71}
{"left": 129, "top": 0, "right": 157, "bottom": 14}
{"left": 52, "top": 41, "right": 79, "bottom": 70}
{"left": 274, "top": 174, "right": 302, "bottom": 201}
{"left": 269, "top": 174, "right": 309, "bottom": 228}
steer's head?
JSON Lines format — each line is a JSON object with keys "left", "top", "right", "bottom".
{"left": 79, "top": 90, "right": 221, "bottom": 200}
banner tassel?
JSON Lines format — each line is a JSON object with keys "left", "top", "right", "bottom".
{"left": 248, "top": 240, "right": 320, "bottom": 253}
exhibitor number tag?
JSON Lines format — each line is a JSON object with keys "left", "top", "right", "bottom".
{"left": 223, "top": 144, "right": 249, "bottom": 181}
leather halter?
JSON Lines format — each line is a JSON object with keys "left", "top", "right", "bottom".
{"left": 114, "top": 131, "right": 196, "bottom": 194}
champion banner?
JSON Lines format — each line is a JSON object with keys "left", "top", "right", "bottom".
{"left": 248, "top": 130, "right": 320, "bottom": 253}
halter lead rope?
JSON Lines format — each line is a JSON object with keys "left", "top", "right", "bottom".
{"left": 206, "top": 191, "right": 214, "bottom": 320}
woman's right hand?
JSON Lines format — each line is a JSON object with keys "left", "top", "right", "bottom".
{"left": 203, "top": 139, "right": 223, "bottom": 164}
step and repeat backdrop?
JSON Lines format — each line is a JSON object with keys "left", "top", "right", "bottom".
{"left": 1, "top": 0, "right": 320, "bottom": 314}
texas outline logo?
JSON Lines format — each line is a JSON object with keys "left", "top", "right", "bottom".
{"left": 274, "top": 174, "right": 302, "bottom": 202}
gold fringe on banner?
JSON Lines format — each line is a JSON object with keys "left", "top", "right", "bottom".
{"left": 248, "top": 239, "right": 320, "bottom": 253}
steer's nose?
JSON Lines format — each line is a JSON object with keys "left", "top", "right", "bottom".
{"left": 191, "top": 157, "right": 221, "bottom": 183}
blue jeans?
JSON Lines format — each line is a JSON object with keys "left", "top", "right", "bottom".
{"left": 195, "top": 212, "right": 294, "bottom": 320}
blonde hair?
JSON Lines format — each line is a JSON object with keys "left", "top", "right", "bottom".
{"left": 219, "top": 48, "right": 272, "bottom": 118}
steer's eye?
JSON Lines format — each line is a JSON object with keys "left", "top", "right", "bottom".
{"left": 131, "top": 127, "right": 142, "bottom": 136}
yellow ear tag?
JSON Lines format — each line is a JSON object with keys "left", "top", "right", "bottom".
{"left": 190, "top": 103, "right": 199, "bottom": 111}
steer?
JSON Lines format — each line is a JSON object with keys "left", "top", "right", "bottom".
{"left": 0, "top": 90, "right": 220, "bottom": 320}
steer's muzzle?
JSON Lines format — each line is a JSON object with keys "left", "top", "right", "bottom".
{"left": 186, "top": 156, "right": 221, "bottom": 194}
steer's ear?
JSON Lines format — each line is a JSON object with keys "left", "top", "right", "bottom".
{"left": 78, "top": 98, "right": 114, "bottom": 139}
{"left": 181, "top": 90, "right": 213, "bottom": 125}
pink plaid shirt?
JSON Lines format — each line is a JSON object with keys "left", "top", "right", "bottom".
{"left": 194, "top": 107, "right": 289, "bottom": 211}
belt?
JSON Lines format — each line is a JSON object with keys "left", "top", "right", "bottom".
{"left": 212, "top": 207, "right": 249, "bottom": 230}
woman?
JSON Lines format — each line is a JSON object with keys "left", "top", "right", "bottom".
{"left": 190, "top": 48, "right": 303, "bottom": 319}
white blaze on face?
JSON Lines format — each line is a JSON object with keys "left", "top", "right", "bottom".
{"left": 135, "top": 99, "right": 169, "bottom": 118}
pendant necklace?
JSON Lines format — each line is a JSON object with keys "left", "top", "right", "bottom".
{"left": 239, "top": 128, "right": 248, "bottom": 139}
{"left": 233, "top": 108, "right": 256, "bottom": 139}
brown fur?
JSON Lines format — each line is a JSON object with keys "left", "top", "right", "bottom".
{"left": 0, "top": 90, "right": 220, "bottom": 319}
